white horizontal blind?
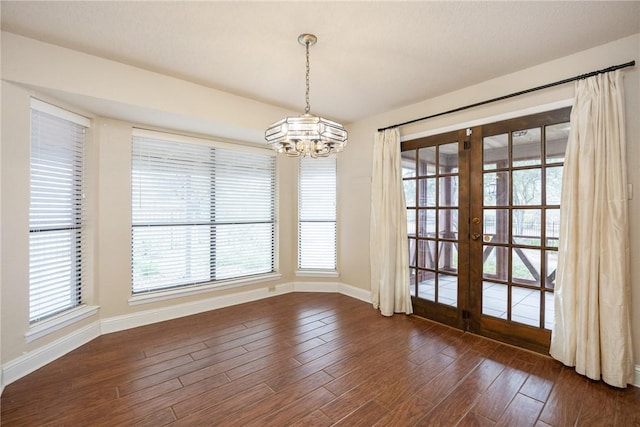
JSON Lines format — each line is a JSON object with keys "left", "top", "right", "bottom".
{"left": 298, "top": 156, "right": 336, "bottom": 270}
{"left": 29, "top": 101, "right": 88, "bottom": 323}
{"left": 131, "top": 132, "right": 276, "bottom": 293}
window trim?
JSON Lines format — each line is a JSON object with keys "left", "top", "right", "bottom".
{"left": 25, "top": 305, "right": 99, "bottom": 343}
{"left": 128, "top": 272, "right": 282, "bottom": 306}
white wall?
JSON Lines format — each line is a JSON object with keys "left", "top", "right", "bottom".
{"left": 340, "top": 34, "right": 640, "bottom": 372}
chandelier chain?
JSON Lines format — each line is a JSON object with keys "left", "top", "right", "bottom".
{"left": 305, "top": 40, "right": 311, "bottom": 114}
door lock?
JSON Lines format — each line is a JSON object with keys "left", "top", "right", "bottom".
{"left": 472, "top": 233, "right": 481, "bottom": 240}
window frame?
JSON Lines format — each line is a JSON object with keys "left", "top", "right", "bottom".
{"left": 130, "top": 129, "right": 279, "bottom": 298}
{"left": 297, "top": 155, "right": 338, "bottom": 274}
{"left": 28, "top": 99, "right": 91, "bottom": 325}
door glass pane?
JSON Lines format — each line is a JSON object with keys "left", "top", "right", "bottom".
{"left": 401, "top": 150, "right": 417, "bottom": 177}
{"left": 438, "top": 209, "right": 458, "bottom": 239}
{"left": 418, "top": 240, "right": 436, "bottom": 269}
{"left": 438, "top": 273, "right": 457, "bottom": 306}
{"left": 418, "top": 146, "right": 436, "bottom": 176}
{"left": 439, "top": 176, "right": 458, "bottom": 206}
{"left": 410, "top": 269, "right": 416, "bottom": 296}
{"left": 545, "top": 291, "right": 554, "bottom": 330}
{"left": 512, "top": 248, "right": 541, "bottom": 285}
{"left": 546, "top": 122, "right": 570, "bottom": 164}
{"left": 407, "top": 209, "right": 416, "bottom": 237}
{"left": 512, "top": 209, "right": 541, "bottom": 245}
{"left": 404, "top": 180, "right": 416, "bottom": 207}
{"left": 512, "top": 169, "right": 541, "bottom": 206}
{"left": 483, "top": 281, "right": 507, "bottom": 319}
{"left": 439, "top": 142, "right": 459, "bottom": 173}
{"left": 511, "top": 287, "right": 540, "bottom": 327}
{"left": 484, "top": 172, "right": 509, "bottom": 206}
{"left": 408, "top": 238, "right": 417, "bottom": 266}
{"left": 483, "top": 245, "right": 508, "bottom": 281}
{"left": 546, "top": 166, "right": 563, "bottom": 205}
{"left": 513, "top": 128, "right": 541, "bottom": 166}
{"left": 546, "top": 209, "right": 560, "bottom": 247}
{"left": 483, "top": 133, "right": 508, "bottom": 170}
{"left": 419, "top": 209, "right": 436, "bottom": 237}
{"left": 484, "top": 209, "right": 509, "bottom": 244}
{"left": 419, "top": 178, "right": 436, "bottom": 206}
{"left": 438, "top": 241, "right": 458, "bottom": 274}
{"left": 418, "top": 270, "right": 435, "bottom": 301}
{"left": 545, "top": 250, "right": 557, "bottom": 289}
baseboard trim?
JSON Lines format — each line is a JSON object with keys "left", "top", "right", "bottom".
{"left": 1, "top": 321, "right": 101, "bottom": 388}
{"left": 292, "top": 281, "right": 372, "bottom": 304}
{"left": 635, "top": 364, "right": 640, "bottom": 388}
{"left": 101, "top": 282, "right": 294, "bottom": 334}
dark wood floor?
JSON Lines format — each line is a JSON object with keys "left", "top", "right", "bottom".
{"left": 1, "top": 292, "right": 639, "bottom": 426}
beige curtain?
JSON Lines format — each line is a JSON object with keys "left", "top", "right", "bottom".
{"left": 370, "top": 128, "right": 413, "bottom": 316}
{"left": 550, "top": 70, "right": 633, "bottom": 388}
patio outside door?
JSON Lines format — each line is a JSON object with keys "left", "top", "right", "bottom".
{"left": 402, "top": 107, "right": 571, "bottom": 353}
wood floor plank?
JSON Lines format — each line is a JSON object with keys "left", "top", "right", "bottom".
{"left": 519, "top": 356, "right": 562, "bottom": 403}
{"left": 416, "top": 350, "right": 485, "bottom": 405}
{"left": 288, "top": 409, "right": 334, "bottom": 427}
{"left": 2, "top": 293, "right": 637, "bottom": 427}
{"left": 457, "top": 411, "right": 496, "bottom": 427}
{"left": 132, "top": 407, "right": 176, "bottom": 426}
{"left": 330, "top": 399, "right": 389, "bottom": 427}
{"left": 415, "top": 379, "right": 481, "bottom": 426}
{"left": 320, "top": 363, "right": 407, "bottom": 422}
{"left": 244, "top": 387, "right": 336, "bottom": 427}
{"left": 179, "top": 342, "right": 284, "bottom": 386}
{"left": 538, "top": 366, "right": 589, "bottom": 426}
{"left": 459, "top": 358, "right": 507, "bottom": 396}
{"left": 374, "top": 352, "right": 456, "bottom": 410}
{"left": 614, "top": 385, "right": 640, "bottom": 426}
{"left": 220, "top": 370, "right": 335, "bottom": 426}
{"left": 373, "top": 395, "right": 434, "bottom": 427}
{"left": 172, "top": 382, "right": 275, "bottom": 424}
{"left": 471, "top": 366, "right": 529, "bottom": 421}
{"left": 575, "top": 380, "right": 617, "bottom": 427}
{"left": 494, "top": 393, "right": 544, "bottom": 426}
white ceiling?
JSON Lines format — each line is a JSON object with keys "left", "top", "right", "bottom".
{"left": 1, "top": 1, "right": 639, "bottom": 124}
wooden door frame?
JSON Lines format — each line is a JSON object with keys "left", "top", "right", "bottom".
{"left": 403, "top": 107, "right": 571, "bottom": 355}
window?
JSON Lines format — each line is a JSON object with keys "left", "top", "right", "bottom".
{"left": 298, "top": 156, "right": 336, "bottom": 270}
{"left": 29, "top": 99, "right": 89, "bottom": 323}
{"left": 131, "top": 130, "right": 276, "bottom": 293}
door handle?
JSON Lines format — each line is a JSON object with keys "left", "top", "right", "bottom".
{"left": 471, "top": 233, "right": 481, "bottom": 240}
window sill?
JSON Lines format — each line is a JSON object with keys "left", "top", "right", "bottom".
{"left": 295, "top": 270, "right": 339, "bottom": 278}
{"left": 25, "top": 305, "right": 100, "bottom": 343}
{"left": 128, "top": 272, "right": 283, "bottom": 306}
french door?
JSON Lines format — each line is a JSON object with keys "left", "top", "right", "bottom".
{"left": 402, "top": 107, "right": 571, "bottom": 353}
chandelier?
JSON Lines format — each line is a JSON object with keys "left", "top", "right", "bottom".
{"left": 265, "top": 34, "right": 348, "bottom": 158}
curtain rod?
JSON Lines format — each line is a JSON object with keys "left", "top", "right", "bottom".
{"left": 377, "top": 60, "right": 636, "bottom": 132}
